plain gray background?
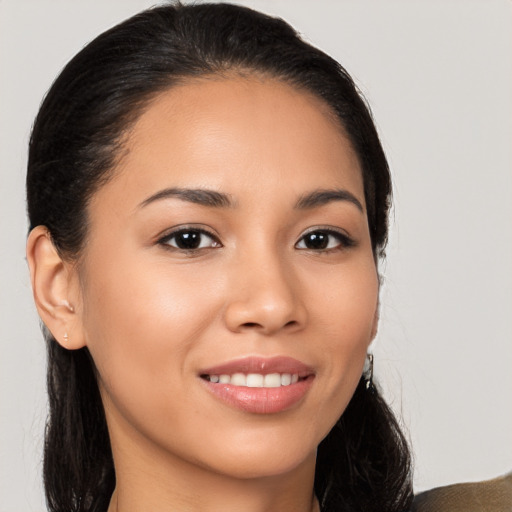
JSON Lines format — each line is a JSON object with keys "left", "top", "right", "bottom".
{"left": 1, "top": 0, "right": 511, "bottom": 510}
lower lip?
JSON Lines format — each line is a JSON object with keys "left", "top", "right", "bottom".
{"left": 200, "top": 376, "right": 314, "bottom": 414}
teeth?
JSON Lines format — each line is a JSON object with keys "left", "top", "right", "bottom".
{"left": 231, "top": 373, "right": 246, "bottom": 386}
{"left": 206, "top": 372, "right": 301, "bottom": 388}
{"left": 264, "top": 373, "right": 281, "bottom": 388}
{"left": 280, "top": 373, "right": 292, "bottom": 386}
{"left": 246, "top": 373, "right": 264, "bottom": 387}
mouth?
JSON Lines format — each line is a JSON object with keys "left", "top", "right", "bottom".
{"left": 201, "top": 372, "right": 305, "bottom": 387}
{"left": 198, "top": 356, "right": 315, "bottom": 414}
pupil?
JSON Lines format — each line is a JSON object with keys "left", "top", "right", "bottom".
{"left": 306, "top": 232, "right": 328, "bottom": 249}
{"left": 176, "top": 231, "right": 201, "bottom": 249}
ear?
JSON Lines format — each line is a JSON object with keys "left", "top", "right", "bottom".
{"left": 26, "top": 226, "right": 86, "bottom": 350}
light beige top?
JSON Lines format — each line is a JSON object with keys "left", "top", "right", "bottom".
{"left": 412, "top": 472, "right": 512, "bottom": 512}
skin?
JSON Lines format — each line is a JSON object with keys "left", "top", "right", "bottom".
{"left": 27, "top": 76, "right": 379, "bottom": 512}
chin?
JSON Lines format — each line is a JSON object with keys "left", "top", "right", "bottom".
{"left": 208, "top": 450, "right": 316, "bottom": 481}
{"left": 194, "top": 425, "right": 320, "bottom": 480}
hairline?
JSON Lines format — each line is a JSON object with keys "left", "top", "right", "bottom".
{"left": 72, "top": 68, "right": 366, "bottom": 272}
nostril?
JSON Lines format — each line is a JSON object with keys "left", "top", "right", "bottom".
{"left": 240, "top": 320, "right": 299, "bottom": 331}
{"left": 241, "top": 322, "right": 262, "bottom": 329}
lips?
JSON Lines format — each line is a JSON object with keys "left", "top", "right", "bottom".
{"left": 199, "top": 356, "right": 315, "bottom": 414}
{"left": 200, "top": 356, "right": 314, "bottom": 377}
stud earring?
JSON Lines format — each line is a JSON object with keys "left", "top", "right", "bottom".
{"left": 363, "top": 353, "right": 374, "bottom": 391}
{"left": 63, "top": 333, "right": 69, "bottom": 342}
{"left": 59, "top": 300, "right": 74, "bottom": 312}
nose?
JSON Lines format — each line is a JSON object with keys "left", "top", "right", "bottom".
{"left": 223, "top": 250, "right": 307, "bottom": 336}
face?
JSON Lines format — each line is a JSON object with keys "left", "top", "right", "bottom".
{"left": 75, "top": 76, "right": 379, "bottom": 480}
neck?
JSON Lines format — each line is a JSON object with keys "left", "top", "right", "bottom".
{"left": 108, "top": 474, "right": 320, "bottom": 512}
{"left": 108, "top": 455, "right": 320, "bottom": 512}
{"left": 106, "top": 416, "right": 319, "bottom": 512}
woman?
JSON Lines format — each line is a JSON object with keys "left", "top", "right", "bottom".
{"left": 26, "top": 3, "right": 413, "bottom": 511}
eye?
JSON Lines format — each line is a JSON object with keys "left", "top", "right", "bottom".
{"left": 295, "top": 229, "right": 354, "bottom": 251}
{"left": 159, "top": 228, "right": 221, "bottom": 251}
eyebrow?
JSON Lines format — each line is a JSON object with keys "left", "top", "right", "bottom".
{"left": 294, "top": 189, "right": 364, "bottom": 212}
{"left": 138, "top": 186, "right": 363, "bottom": 212}
{"left": 139, "top": 187, "right": 234, "bottom": 209}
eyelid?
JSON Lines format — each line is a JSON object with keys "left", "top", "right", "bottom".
{"left": 299, "top": 225, "right": 351, "bottom": 239}
{"left": 295, "top": 226, "right": 356, "bottom": 250}
{"left": 157, "top": 225, "right": 222, "bottom": 248}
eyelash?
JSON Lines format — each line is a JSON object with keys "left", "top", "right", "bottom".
{"left": 295, "top": 227, "right": 355, "bottom": 252}
{"left": 157, "top": 226, "right": 355, "bottom": 254}
{"left": 158, "top": 227, "right": 221, "bottom": 252}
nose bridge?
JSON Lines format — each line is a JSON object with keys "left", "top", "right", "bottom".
{"left": 224, "top": 240, "right": 305, "bottom": 334}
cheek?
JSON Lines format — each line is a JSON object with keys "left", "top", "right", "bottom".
{"left": 79, "top": 255, "right": 232, "bottom": 462}
{"left": 80, "top": 253, "right": 221, "bottom": 405}
{"left": 308, "top": 256, "right": 379, "bottom": 346}
{"left": 305, "top": 259, "right": 378, "bottom": 424}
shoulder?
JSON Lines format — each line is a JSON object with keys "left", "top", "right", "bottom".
{"left": 411, "top": 472, "right": 512, "bottom": 512}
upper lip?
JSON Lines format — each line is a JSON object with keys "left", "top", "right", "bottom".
{"left": 199, "top": 356, "right": 314, "bottom": 377}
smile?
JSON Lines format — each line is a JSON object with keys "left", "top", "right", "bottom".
{"left": 199, "top": 356, "right": 315, "bottom": 414}
{"left": 202, "top": 372, "right": 301, "bottom": 387}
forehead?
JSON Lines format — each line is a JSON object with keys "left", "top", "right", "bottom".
{"left": 97, "top": 76, "right": 364, "bottom": 208}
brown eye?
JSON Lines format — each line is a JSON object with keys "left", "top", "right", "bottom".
{"left": 300, "top": 232, "right": 330, "bottom": 250}
{"left": 160, "top": 228, "right": 220, "bottom": 250}
{"left": 296, "top": 229, "right": 354, "bottom": 251}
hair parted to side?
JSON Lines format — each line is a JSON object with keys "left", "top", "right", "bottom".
{"left": 27, "top": 3, "right": 412, "bottom": 512}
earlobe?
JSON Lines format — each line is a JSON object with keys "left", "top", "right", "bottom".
{"left": 26, "top": 226, "right": 86, "bottom": 350}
